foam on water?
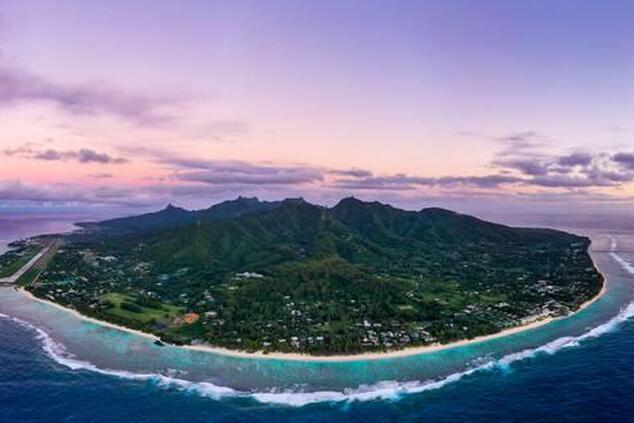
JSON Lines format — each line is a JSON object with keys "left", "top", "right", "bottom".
{"left": 0, "top": 312, "right": 239, "bottom": 400}
{"left": 1, "top": 240, "right": 633, "bottom": 407}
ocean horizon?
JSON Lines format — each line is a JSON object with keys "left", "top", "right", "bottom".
{"left": 3, "top": 2, "right": 633, "bottom": 419}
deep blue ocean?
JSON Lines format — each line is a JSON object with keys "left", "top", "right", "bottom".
{"left": 2, "top": 215, "right": 634, "bottom": 422}
{"left": 3, "top": 316, "right": 634, "bottom": 422}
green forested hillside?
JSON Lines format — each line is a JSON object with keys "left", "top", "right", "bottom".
{"left": 29, "top": 197, "right": 603, "bottom": 355}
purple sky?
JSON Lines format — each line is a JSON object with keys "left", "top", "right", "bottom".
{"left": 0, "top": 0, "right": 633, "bottom": 217}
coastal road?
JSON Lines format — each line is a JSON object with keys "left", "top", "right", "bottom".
{"left": 0, "top": 244, "right": 52, "bottom": 285}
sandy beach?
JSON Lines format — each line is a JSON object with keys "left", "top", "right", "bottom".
{"left": 186, "top": 274, "right": 607, "bottom": 362}
{"left": 18, "top": 267, "right": 607, "bottom": 362}
{"left": 12, "top": 233, "right": 608, "bottom": 363}
{"left": 20, "top": 289, "right": 163, "bottom": 343}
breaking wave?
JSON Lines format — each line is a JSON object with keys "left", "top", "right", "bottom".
{"left": 1, "top": 239, "right": 633, "bottom": 407}
{"left": 0, "top": 312, "right": 239, "bottom": 400}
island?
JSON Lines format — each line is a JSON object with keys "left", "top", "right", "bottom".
{"left": 1, "top": 197, "right": 603, "bottom": 356}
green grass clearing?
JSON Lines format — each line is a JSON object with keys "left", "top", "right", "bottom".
{"left": 101, "top": 293, "right": 183, "bottom": 323}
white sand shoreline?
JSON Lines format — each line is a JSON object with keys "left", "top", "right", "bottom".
{"left": 17, "top": 257, "right": 607, "bottom": 362}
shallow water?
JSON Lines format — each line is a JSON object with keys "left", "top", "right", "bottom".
{"left": 1, "top": 218, "right": 634, "bottom": 420}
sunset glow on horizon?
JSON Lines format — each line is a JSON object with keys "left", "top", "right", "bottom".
{"left": 0, "top": 0, "right": 633, "bottom": 217}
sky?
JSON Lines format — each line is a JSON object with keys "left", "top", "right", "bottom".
{"left": 0, "top": 0, "right": 633, "bottom": 217}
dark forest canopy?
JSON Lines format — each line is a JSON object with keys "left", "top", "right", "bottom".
{"left": 28, "top": 197, "right": 603, "bottom": 355}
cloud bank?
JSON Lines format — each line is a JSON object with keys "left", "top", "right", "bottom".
{"left": 0, "top": 67, "right": 173, "bottom": 125}
{"left": 1, "top": 131, "right": 634, "bottom": 214}
{"left": 4, "top": 145, "right": 128, "bottom": 165}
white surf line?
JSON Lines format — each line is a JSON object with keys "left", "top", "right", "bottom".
{"left": 0, "top": 244, "right": 51, "bottom": 284}
{"left": 1, "top": 236, "right": 633, "bottom": 407}
{"left": 253, "top": 241, "right": 634, "bottom": 406}
{"left": 0, "top": 312, "right": 240, "bottom": 400}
